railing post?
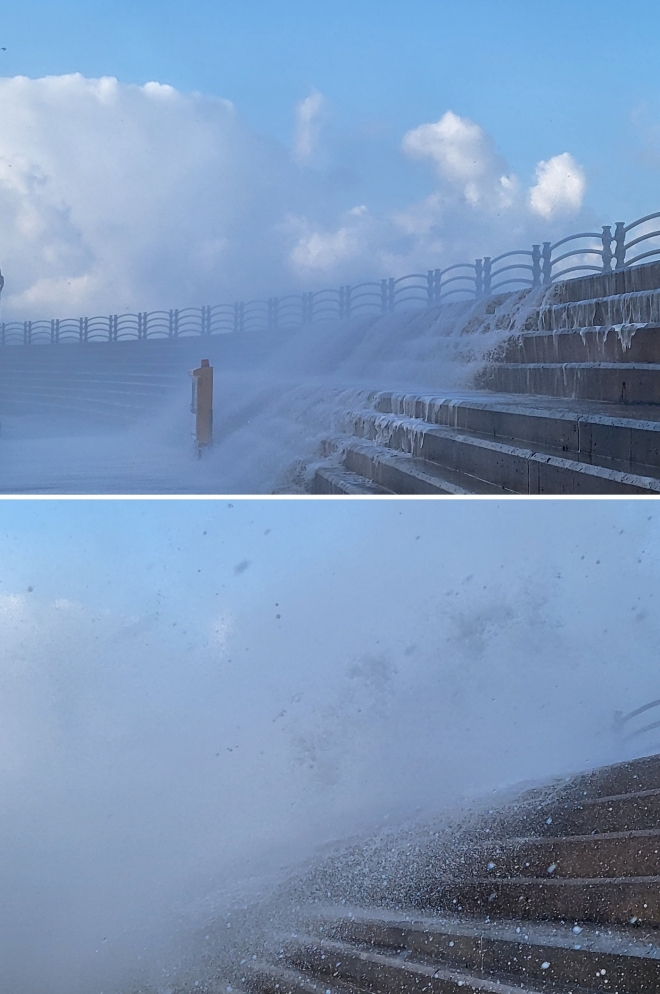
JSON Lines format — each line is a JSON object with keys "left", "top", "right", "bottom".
{"left": 268, "top": 297, "right": 279, "bottom": 331}
{"left": 380, "top": 278, "right": 389, "bottom": 315}
{"left": 434, "top": 268, "right": 442, "bottom": 303}
{"left": 531, "top": 245, "right": 541, "bottom": 286}
{"left": 483, "top": 257, "right": 492, "bottom": 296}
{"left": 475, "top": 260, "right": 483, "bottom": 298}
{"left": 79, "top": 317, "right": 84, "bottom": 343}
{"left": 301, "top": 292, "right": 313, "bottom": 324}
{"left": 23, "top": 320, "right": 30, "bottom": 346}
{"left": 339, "top": 285, "right": 351, "bottom": 319}
{"left": 233, "top": 301, "right": 245, "bottom": 333}
{"left": 614, "top": 221, "right": 626, "bottom": 269}
{"left": 83, "top": 316, "right": 89, "bottom": 343}
{"left": 388, "top": 277, "right": 395, "bottom": 312}
{"left": 426, "top": 270, "right": 435, "bottom": 306}
{"left": 50, "top": 318, "right": 56, "bottom": 344}
{"left": 601, "top": 225, "right": 613, "bottom": 272}
{"left": 542, "top": 242, "right": 552, "bottom": 284}
{"left": 169, "top": 309, "right": 179, "bottom": 338}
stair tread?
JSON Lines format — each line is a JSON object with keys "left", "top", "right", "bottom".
{"left": 464, "top": 874, "right": 660, "bottom": 886}
{"left": 347, "top": 413, "right": 660, "bottom": 490}
{"left": 491, "top": 361, "right": 660, "bottom": 369}
{"left": 339, "top": 438, "right": 502, "bottom": 494}
{"left": 376, "top": 388, "right": 660, "bottom": 424}
{"left": 254, "top": 955, "right": 551, "bottom": 994}
{"left": 480, "top": 827, "right": 660, "bottom": 844}
{"left": 313, "top": 909, "right": 660, "bottom": 958}
{"left": 313, "top": 466, "right": 394, "bottom": 495}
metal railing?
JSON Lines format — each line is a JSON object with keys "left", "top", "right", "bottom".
{"left": 613, "top": 698, "right": 660, "bottom": 741}
{"left": 3, "top": 211, "right": 660, "bottom": 345}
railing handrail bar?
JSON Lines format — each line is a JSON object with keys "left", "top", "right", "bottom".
{"left": 489, "top": 250, "right": 533, "bottom": 264}
{"left": 619, "top": 698, "right": 660, "bottom": 724}
{"left": 624, "top": 212, "right": 660, "bottom": 234}
{"left": 439, "top": 262, "right": 476, "bottom": 276}
{"left": 551, "top": 248, "right": 604, "bottom": 266}
{"left": 624, "top": 248, "right": 660, "bottom": 267}
{"left": 392, "top": 273, "right": 429, "bottom": 284}
{"left": 624, "top": 230, "right": 660, "bottom": 252}
{"left": 490, "top": 264, "right": 534, "bottom": 278}
{"left": 552, "top": 265, "right": 604, "bottom": 279}
{"left": 550, "top": 232, "right": 603, "bottom": 251}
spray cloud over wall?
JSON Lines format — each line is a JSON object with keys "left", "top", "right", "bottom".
{"left": 0, "top": 499, "right": 657, "bottom": 992}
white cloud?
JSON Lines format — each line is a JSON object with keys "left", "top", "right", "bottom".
{"left": 287, "top": 205, "right": 371, "bottom": 273}
{"left": 0, "top": 73, "right": 296, "bottom": 318}
{"left": 293, "top": 89, "right": 327, "bottom": 164}
{"left": 529, "top": 152, "right": 586, "bottom": 218}
{"left": 0, "top": 78, "right": 589, "bottom": 319}
{"left": 402, "top": 110, "right": 518, "bottom": 210}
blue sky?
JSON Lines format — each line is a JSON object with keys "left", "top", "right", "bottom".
{"left": 1, "top": 0, "right": 660, "bottom": 316}
{"left": 1, "top": 0, "right": 658, "bottom": 218}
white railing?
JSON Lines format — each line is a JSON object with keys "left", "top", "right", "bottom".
{"left": 3, "top": 212, "right": 660, "bottom": 345}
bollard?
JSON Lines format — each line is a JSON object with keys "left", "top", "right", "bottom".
{"left": 190, "top": 358, "right": 213, "bottom": 455}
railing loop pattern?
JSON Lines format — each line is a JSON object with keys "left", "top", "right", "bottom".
{"left": 614, "top": 699, "right": 660, "bottom": 741}
{"left": 4, "top": 210, "right": 660, "bottom": 344}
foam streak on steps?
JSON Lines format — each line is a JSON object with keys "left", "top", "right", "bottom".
{"left": 242, "top": 753, "right": 660, "bottom": 994}
{"left": 311, "top": 262, "right": 660, "bottom": 494}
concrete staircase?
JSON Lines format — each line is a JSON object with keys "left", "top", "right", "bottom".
{"left": 312, "top": 263, "right": 660, "bottom": 495}
{"left": 244, "top": 752, "right": 660, "bottom": 994}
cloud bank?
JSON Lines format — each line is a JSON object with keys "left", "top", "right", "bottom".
{"left": 0, "top": 75, "right": 589, "bottom": 318}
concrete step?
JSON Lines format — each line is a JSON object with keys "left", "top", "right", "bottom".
{"left": 373, "top": 391, "right": 660, "bottom": 473}
{"left": 427, "top": 875, "right": 660, "bottom": 926}
{"left": 313, "top": 466, "right": 394, "bottom": 495}
{"left": 331, "top": 440, "right": 493, "bottom": 495}
{"left": 477, "top": 362, "right": 660, "bottom": 404}
{"left": 345, "top": 411, "right": 660, "bottom": 493}
{"left": 475, "top": 829, "right": 660, "bottom": 878}
{"left": 485, "top": 786, "right": 660, "bottom": 841}
{"left": 529, "top": 291, "right": 660, "bottom": 332}
{"left": 562, "top": 753, "right": 660, "bottom": 800}
{"left": 551, "top": 260, "right": 660, "bottom": 302}
{"left": 314, "top": 911, "right": 660, "bottom": 993}
{"left": 497, "top": 325, "right": 660, "bottom": 364}
{"left": 535, "top": 788, "right": 660, "bottom": 837}
{"left": 268, "top": 945, "right": 548, "bottom": 994}
{"left": 247, "top": 962, "right": 359, "bottom": 994}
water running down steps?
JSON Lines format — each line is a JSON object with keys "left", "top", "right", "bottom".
{"left": 3, "top": 262, "right": 660, "bottom": 492}
{"left": 240, "top": 751, "right": 660, "bottom": 994}
{"left": 313, "top": 262, "right": 660, "bottom": 494}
